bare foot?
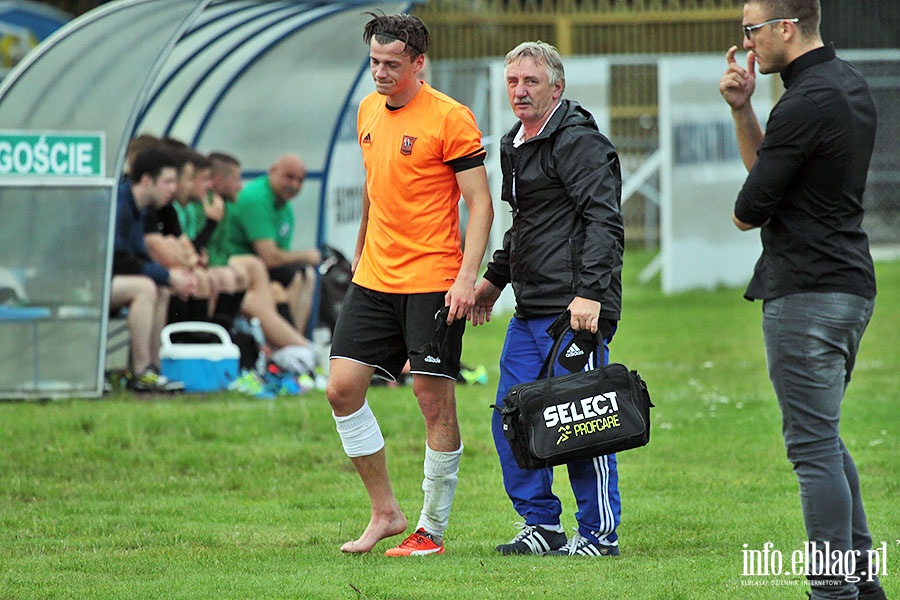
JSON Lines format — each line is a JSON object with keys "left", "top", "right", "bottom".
{"left": 340, "top": 510, "right": 407, "bottom": 553}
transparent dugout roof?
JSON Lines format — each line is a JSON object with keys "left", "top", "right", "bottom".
{"left": 0, "top": 0, "right": 414, "bottom": 398}
{"left": 0, "top": 0, "right": 415, "bottom": 179}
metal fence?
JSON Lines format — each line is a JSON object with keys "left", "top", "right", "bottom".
{"left": 432, "top": 50, "right": 900, "bottom": 250}
{"left": 413, "top": 0, "right": 898, "bottom": 59}
{"left": 608, "top": 51, "right": 900, "bottom": 248}
{"left": 416, "top": 0, "right": 744, "bottom": 59}
{"left": 848, "top": 51, "right": 900, "bottom": 246}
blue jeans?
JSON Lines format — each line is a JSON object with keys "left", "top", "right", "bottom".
{"left": 491, "top": 315, "right": 621, "bottom": 544}
{"left": 763, "top": 292, "right": 878, "bottom": 599}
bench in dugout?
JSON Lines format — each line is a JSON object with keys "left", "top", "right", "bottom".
{"left": 106, "top": 310, "right": 131, "bottom": 372}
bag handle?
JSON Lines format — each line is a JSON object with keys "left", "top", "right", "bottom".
{"left": 161, "top": 321, "right": 232, "bottom": 349}
{"left": 536, "top": 310, "right": 600, "bottom": 380}
{"left": 490, "top": 312, "right": 579, "bottom": 417}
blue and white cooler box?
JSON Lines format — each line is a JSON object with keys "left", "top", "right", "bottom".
{"left": 160, "top": 322, "right": 240, "bottom": 392}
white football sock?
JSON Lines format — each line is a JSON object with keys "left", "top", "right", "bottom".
{"left": 416, "top": 443, "right": 463, "bottom": 542}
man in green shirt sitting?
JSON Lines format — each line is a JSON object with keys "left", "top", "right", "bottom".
{"left": 217, "top": 154, "right": 320, "bottom": 335}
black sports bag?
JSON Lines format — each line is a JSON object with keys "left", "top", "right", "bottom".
{"left": 493, "top": 321, "right": 653, "bottom": 470}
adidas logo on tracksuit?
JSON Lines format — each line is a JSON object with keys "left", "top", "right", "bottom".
{"left": 565, "top": 344, "right": 584, "bottom": 358}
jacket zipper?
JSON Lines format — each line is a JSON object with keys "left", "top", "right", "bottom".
{"left": 510, "top": 168, "right": 518, "bottom": 216}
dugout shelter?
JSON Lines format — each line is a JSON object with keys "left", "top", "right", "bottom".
{"left": 0, "top": 0, "right": 414, "bottom": 398}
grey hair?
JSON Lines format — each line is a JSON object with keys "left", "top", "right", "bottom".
{"left": 504, "top": 41, "right": 566, "bottom": 91}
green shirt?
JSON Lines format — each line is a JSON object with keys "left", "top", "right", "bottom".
{"left": 207, "top": 204, "right": 229, "bottom": 267}
{"left": 214, "top": 175, "right": 294, "bottom": 265}
{"left": 173, "top": 200, "right": 207, "bottom": 241}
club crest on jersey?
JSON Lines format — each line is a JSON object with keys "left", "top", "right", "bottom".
{"left": 400, "top": 135, "right": 417, "bottom": 156}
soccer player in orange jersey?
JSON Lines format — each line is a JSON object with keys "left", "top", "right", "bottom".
{"left": 324, "top": 12, "right": 493, "bottom": 557}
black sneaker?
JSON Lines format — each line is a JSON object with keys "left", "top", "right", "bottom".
{"left": 807, "top": 585, "right": 887, "bottom": 600}
{"left": 857, "top": 584, "right": 888, "bottom": 600}
{"left": 546, "top": 531, "right": 620, "bottom": 556}
{"left": 495, "top": 524, "right": 567, "bottom": 556}
{"left": 126, "top": 369, "right": 185, "bottom": 393}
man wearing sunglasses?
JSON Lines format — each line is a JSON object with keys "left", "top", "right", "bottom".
{"left": 719, "top": 2, "right": 886, "bottom": 600}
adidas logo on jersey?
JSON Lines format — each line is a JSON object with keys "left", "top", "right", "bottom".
{"left": 565, "top": 344, "right": 584, "bottom": 359}
{"left": 362, "top": 133, "right": 372, "bottom": 144}
{"left": 424, "top": 355, "right": 442, "bottom": 364}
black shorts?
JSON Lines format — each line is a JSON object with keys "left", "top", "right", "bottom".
{"left": 330, "top": 283, "right": 465, "bottom": 382}
{"left": 268, "top": 263, "right": 310, "bottom": 288}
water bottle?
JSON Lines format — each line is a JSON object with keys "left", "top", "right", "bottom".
{"left": 249, "top": 317, "right": 267, "bottom": 374}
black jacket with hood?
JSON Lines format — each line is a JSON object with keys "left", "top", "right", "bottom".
{"left": 483, "top": 99, "right": 624, "bottom": 322}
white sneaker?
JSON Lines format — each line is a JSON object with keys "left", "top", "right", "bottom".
{"left": 546, "top": 531, "right": 620, "bottom": 556}
{"left": 271, "top": 345, "right": 317, "bottom": 376}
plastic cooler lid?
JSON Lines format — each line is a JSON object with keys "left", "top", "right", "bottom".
{"left": 160, "top": 321, "right": 240, "bottom": 361}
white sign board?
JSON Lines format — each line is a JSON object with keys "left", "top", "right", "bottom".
{"left": 560, "top": 57, "right": 611, "bottom": 133}
{"left": 658, "top": 56, "right": 775, "bottom": 293}
{"left": 0, "top": 130, "right": 105, "bottom": 178}
{"left": 322, "top": 76, "right": 374, "bottom": 260}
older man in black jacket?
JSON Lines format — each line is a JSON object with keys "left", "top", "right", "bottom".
{"left": 473, "top": 41, "right": 625, "bottom": 557}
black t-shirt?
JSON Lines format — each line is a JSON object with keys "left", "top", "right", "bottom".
{"left": 734, "top": 45, "right": 877, "bottom": 301}
{"left": 143, "top": 203, "right": 183, "bottom": 237}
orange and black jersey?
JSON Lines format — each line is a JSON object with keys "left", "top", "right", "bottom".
{"left": 355, "top": 81, "right": 486, "bottom": 294}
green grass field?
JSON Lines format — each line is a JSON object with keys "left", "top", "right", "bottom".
{"left": 2, "top": 251, "right": 897, "bottom": 599}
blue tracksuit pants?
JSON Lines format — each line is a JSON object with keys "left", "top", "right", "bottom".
{"left": 491, "top": 315, "right": 621, "bottom": 544}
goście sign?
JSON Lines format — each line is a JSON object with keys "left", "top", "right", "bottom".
{"left": 0, "top": 131, "right": 104, "bottom": 177}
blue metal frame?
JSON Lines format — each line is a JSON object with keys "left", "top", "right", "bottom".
{"left": 187, "top": 4, "right": 350, "bottom": 147}
{"left": 0, "top": 0, "right": 429, "bottom": 395}
{"left": 122, "top": 0, "right": 419, "bottom": 253}
{"left": 315, "top": 56, "right": 372, "bottom": 247}
{"left": 135, "top": 2, "right": 301, "bottom": 130}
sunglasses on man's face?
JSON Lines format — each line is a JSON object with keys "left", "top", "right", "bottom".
{"left": 742, "top": 17, "right": 799, "bottom": 40}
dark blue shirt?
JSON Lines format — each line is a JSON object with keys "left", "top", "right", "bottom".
{"left": 112, "top": 182, "right": 170, "bottom": 286}
{"left": 734, "top": 45, "right": 877, "bottom": 301}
